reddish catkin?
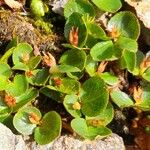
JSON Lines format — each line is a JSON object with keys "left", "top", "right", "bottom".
{"left": 69, "top": 26, "right": 79, "bottom": 47}
{"left": 4, "top": 94, "right": 16, "bottom": 107}
{"left": 28, "top": 113, "right": 40, "bottom": 124}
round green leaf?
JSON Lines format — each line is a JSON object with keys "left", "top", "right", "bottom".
{"left": 86, "top": 103, "right": 114, "bottom": 126}
{"left": 85, "top": 20, "right": 107, "bottom": 40}
{"left": 0, "top": 96, "right": 10, "bottom": 114}
{"left": 6, "top": 75, "right": 28, "bottom": 97}
{"left": 59, "top": 49, "right": 87, "bottom": 71}
{"left": 58, "top": 78, "right": 80, "bottom": 94}
{"left": 92, "top": 0, "right": 122, "bottom": 12}
{"left": 34, "top": 111, "right": 61, "bottom": 145}
{"left": 13, "top": 88, "right": 38, "bottom": 112}
{"left": 26, "top": 68, "right": 50, "bottom": 86}
{"left": 0, "top": 63, "right": 11, "bottom": 77}
{"left": 12, "top": 43, "right": 33, "bottom": 65}
{"left": 120, "top": 50, "right": 136, "bottom": 73}
{"left": 0, "top": 75, "right": 9, "bottom": 91}
{"left": 13, "top": 106, "right": 42, "bottom": 135}
{"left": 50, "top": 65, "right": 81, "bottom": 73}
{"left": 108, "top": 11, "right": 140, "bottom": 40}
{"left": 71, "top": 118, "right": 112, "bottom": 139}
{"left": 64, "top": 0, "right": 95, "bottom": 18}
{"left": 90, "top": 41, "right": 118, "bottom": 61}
{"left": 142, "top": 68, "right": 150, "bottom": 82}
{"left": 100, "top": 72, "right": 119, "bottom": 86}
{"left": 115, "top": 36, "right": 138, "bottom": 52}
{"left": 136, "top": 83, "right": 150, "bottom": 111}
{"left": 85, "top": 55, "right": 98, "bottom": 77}
{"left": 64, "top": 12, "right": 87, "bottom": 47}
{"left": 64, "top": 94, "right": 82, "bottom": 118}
{"left": 110, "top": 90, "right": 134, "bottom": 108}
{"left": 81, "top": 76, "right": 109, "bottom": 117}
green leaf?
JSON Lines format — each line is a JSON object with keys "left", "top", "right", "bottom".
{"left": 26, "top": 68, "right": 49, "bottom": 86}
{"left": 90, "top": 41, "right": 118, "bottom": 61}
{"left": 50, "top": 65, "right": 81, "bottom": 73}
{"left": 64, "top": 94, "right": 82, "bottom": 118}
{"left": 34, "top": 111, "right": 61, "bottom": 145}
{"left": 0, "top": 113, "right": 10, "bottom": 123}
{"left": 0, "top": 63, "right": 11, "bottom": 77}
{"left": 13, "top": 88, "right": 38, "bottom": 112}
{"left": 64, "top": 0, "right": 95, "bottom": 18}
{"left": 115, "top": 36, "right": 138, "bottom": 52}
{"left": 142, "top": 68, "right": 150, "bottom": 82}
{"left": 85, "top": 55, "right": 98, "bottom": 77}
{"left": 40, "top": 87, "right": 63, "bottom": 102}
{"left": 57, "top": 78, "right": 80, "bottom": 94}
{"left": 64, "top": 12, "right": 87, "bottom": 47}
{"left": 92, "top": 0, "right": 122, "bottom": 13}
{"left": 59, "top": 49, "right": 87, "bottom": 71}
{"left": 136, "top": 83, "right": 150, "bottom": 111}
{"left": 0, "top": 96, "right": 10, "bottom": 114}
{"left": 12, "top": 63, "right": 29, "bottom": 71}
{"left": 81, "top": 76, "right": 109, "bottom": 117}
{"left": 30, "top": 0, "right": 45, "bottom": 17}
{"left": 71, "top": 118, "right": 112, "bottom": 139}
{"left": 0, "top": 75, "right": 9, "bottom": 91}
{"left": 100, "top": 72, "right": 119, "bottom": 86}
{"left": 85, "top": 19, "right": 107, "bottom": 40}
{"left": 28, "top": 56, "right": 42, "bottom": 70}
{"left": 110, "top": 89, "right": 134, "bottom": 108}
{"left": 86, "top": 103, "right": 114, "bottom": 126}
{"left": 13, "top": 106, "right": 42, "bottom": 135}
{"left": 12, "top": 43, "right": 33, "bottom": 65}
{"left": 108, "top": 11, "right": 140, "bottom": 40}
{"left": 6, "top": 75, "right": 28, "bottom": 97}
{"left": 121, "top": 50, "right": 136, "bottom": 73}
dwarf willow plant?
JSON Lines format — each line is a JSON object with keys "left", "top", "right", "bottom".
{"left": 0, "top": 0, "right": 150, "bottom": 145}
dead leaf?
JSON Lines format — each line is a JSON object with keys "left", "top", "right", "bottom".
{"left": 4, "top": 0, "right": 22, "bottom": 9}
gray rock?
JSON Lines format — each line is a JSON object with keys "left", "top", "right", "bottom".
{"left": 49, "top": 0, "right": 68, "bottom": 15}
{"left": 0, "top": 123, "right": 125, "bottom": 150}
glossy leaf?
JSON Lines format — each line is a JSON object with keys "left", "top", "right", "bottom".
{"left": 59, "top": 49, "right": 87, "bottom": 71}
{"left": 115, "top": 36, "right": 138, "bottom": 53}
{"left": 108, "top": 11, "right": 140, "bottom": 40}
{"left": 71, "top": 118, "right": 112, "bottom": 139}
{"left": 90, "top": 41, "right": 118, "bottom": 61}
{"left": 100, "top": 72, "right": 119, "bottom": 85}
{"left": 142, "top": 68, "right": 150, "bottom": 82}
{"left": 13, "top": 88, "right": 38, "bottom": 112}
{"left": 13, "top": 106, "right": 42, "bottom": 135}
{"left": 64, "top": 94, "right": 81, "bottom": 118}
{"left": 86, "top": 103, "right": 114, "bottom": 126}
{"left": 110, "top": 90, "right": 134, "bottom": 108}
{"left": 26, "top": 68, "right": 49, "bottom": 86}
{"left": 6, "top": 75, "right": 28, "bottom": 97}
{"left": 81, "top": 76, "right": 109, "bottom": 116}
{"left": 50, "top": 65, "right": 81, "bottom": 73}
{"left": 121, "top": 50, "right": 136, "bottom": 73}
{"left": 85, "top": 55, "right": 98, "bottom": 77}
{"left": 64, "top": 12, "right": 87, "bottom": 47}
{"left": 34, "top": 111, "right": 61, "bottom": 145}
{"left": 12, "top": 43, "right": 33, "bottom": 65}
{"left": 92, "top": 0, "right": 122, "bottom": 12}
{"left": 0, "top": 63, "right": 11, "bottom": 77}
{"left": 64, "top": 0, "right": 95, "bottom": 18}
